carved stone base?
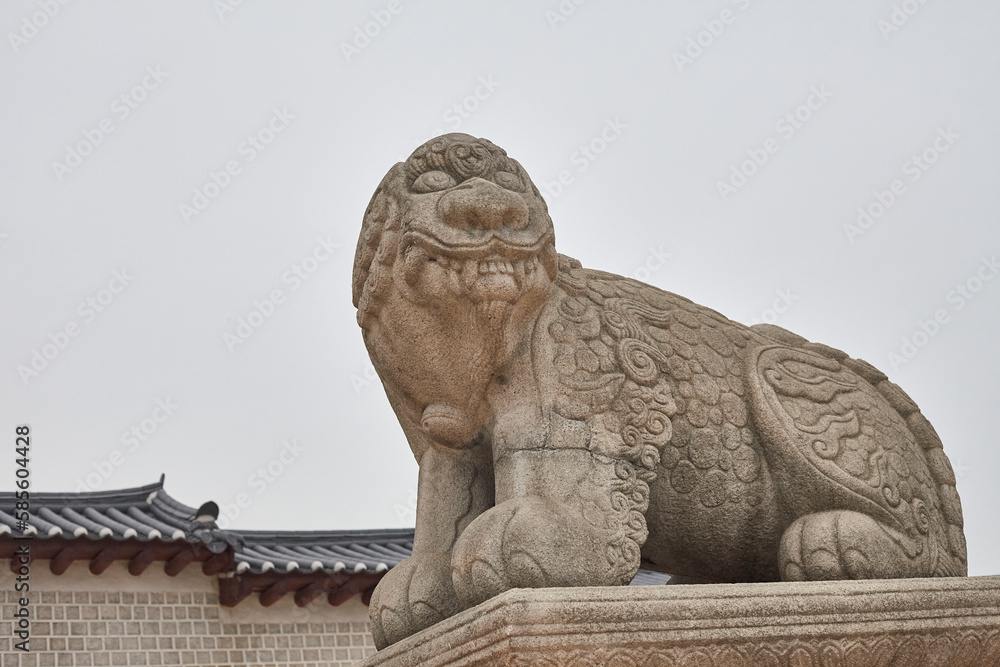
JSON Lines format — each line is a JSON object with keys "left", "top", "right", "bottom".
{"left": 355, "top": 576, "right": 1000, "bottom": 666}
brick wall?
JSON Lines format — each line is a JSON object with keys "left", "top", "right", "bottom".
{"left": 0, "top": 562, "right": 376, "bottom": 666}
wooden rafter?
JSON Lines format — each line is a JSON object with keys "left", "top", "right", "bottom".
{"left": 164, "top": 549, "right": 195, "bottom": 576}
{"left": 1, "top": 535, "right": 386, "bottom": 608}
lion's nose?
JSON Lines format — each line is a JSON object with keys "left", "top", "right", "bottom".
{"left": 437, "top": 177, "right": 529, "bottom": 231}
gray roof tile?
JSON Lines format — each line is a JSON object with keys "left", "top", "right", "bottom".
{"left": 0, "top": 477, "right": 671, "bottom": 585}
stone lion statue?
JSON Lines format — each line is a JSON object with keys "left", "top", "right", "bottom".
{"left": 352, "top": 133, "right": 967, "bottom": 648}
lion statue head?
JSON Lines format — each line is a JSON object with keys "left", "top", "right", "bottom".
{"left": 353, "top": 134, "right": 558, "bottom": 451}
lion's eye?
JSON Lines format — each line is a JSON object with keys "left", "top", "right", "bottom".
{"left": 493, "top": 171, "right": 524, "bottom": 192}
{"left": 412, "top": 170, "right": 457, "bottom": 193}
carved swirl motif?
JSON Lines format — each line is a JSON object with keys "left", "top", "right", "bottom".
{"left": 754, "top": 346, "right": 953, "bottom": 571}
{"left": 618, "top": 339, "right": 669, "bottom": 386}
{"left": 544, "top": 259, "right": 777, "bottom": 572}
{"left": 546, "top": 265, "right": 690, "bottom": 574}
{"left": 405, "top": 135, "right": 521, "bottom": 184}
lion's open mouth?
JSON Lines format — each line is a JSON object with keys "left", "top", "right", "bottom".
{"left": 401, "top": 232, "right": 556, "bottom": 303}
{"left": 433, "top": 254, "right": 544, "bottom": 278}
{"left": 405, "top": 229, "right": 551, "bottom": 261}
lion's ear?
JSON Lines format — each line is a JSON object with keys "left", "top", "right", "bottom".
{"left": 353, "top": 164, "right": 403, "bottom": 315}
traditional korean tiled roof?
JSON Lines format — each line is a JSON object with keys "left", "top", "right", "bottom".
{"left": 0, "top": 477, "right": 227, "bottom": 546}
{"left": 233, "top": 529, "right": 412, "bottom": 575}
{"left": 0, "top": 476, "right": 408, "bottom": 575}
{"left": 0, "top": 476, "right": 669, "bottom": 606}
{"left": 230, "top": 529, "right": 669, "bottom": 583}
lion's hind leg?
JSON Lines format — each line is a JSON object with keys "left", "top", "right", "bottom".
{"left": 779, "top": 510, "right": 932, "bottom": 582}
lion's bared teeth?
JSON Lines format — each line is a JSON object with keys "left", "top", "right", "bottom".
{"left": 403, "top": 245, "right": 428, "bottom": 285}
{"left": 427, "top": 252, "right": 541, "bottom": 292}
{"left": 463, "top": 259, "right": 481, "bottom": 288}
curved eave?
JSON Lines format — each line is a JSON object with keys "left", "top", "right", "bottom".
{"left": 219, "top": 569, "right": 385, "bottom": 608}
{"left": 0, "top": 534, "right": 232, "bottom": 577}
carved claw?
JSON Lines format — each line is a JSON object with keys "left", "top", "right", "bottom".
{"left": 368, "top": 552, "right": 462, "bottom": 649}
{"left": 451, "top": 496, "right": 615, "bottom": 608}
{"left": 779, "top": 510, "right": 926, "bottom": 582}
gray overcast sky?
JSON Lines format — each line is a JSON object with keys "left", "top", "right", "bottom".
{"left": 1, "top": 1, "right": 997, "bottom": 576}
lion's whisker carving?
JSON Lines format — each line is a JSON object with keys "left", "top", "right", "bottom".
{"left": 353, "top": 133, "right": 967, "bottom": 650}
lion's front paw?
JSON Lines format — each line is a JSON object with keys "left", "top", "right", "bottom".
{"left": 368, "top": 552, "right": 461, "bottom": 649}
{"left": 451, "top": 496, "right": 614, "bottom": 608}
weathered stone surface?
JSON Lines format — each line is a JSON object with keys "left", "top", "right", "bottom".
{"left": 353, "top": 133, "right": 968, "bottom": 649}
{"left": 356, "top": 576, "right": 1000, "bottom": 667}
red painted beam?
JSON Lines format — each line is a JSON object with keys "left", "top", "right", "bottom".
{"left": 201, "top": 550, "right": 232, "bottom": 576}
{"left": 89, "top": 548, "right": 117, "bottom": 575}
{"left": 8, "top": 550, "right": 31, "bottom": 575}
{"left": 49, "top": 548, "right": 76, "bottom": 575}
{"left": 361, "top": 584, "right": 377, "bottom": 606}
{"left": 293, "top": 580, "right": 326, "bottom": 607}
{"left": 164, "top": 549, "right": 195, "bottom": 576}
{"left": 259, "top": 580, "right": 288, "bottom": 607}
{"left": 328, "top": 578, "right": 361, "bottom": 607}
{"left": 128, "top": 549, "right": 156, "bottom": 576}
{"left": 218, "top": 576, "right": 253, "bottom": 607}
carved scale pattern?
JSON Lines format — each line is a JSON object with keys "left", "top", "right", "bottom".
{"left": 509, "top": 629, "right": 1000, "bottom": 667}
{"left": 544, "top": 257, "right": 965, "bottom": 580}
{"left": 546, "top": 257, "right": 770, "bottom": 573}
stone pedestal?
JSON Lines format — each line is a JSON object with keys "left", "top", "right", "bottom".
{"left": 357, "top": 576, "right": 1000, "bottom": 666}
